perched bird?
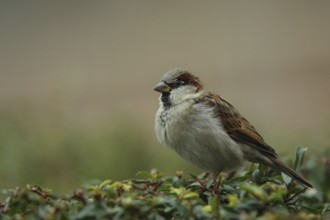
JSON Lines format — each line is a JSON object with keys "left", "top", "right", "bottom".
{"left": 154, "top": 68, "right": 312, "bottom": 188}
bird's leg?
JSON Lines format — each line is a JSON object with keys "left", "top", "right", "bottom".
{"left": 210, "top": 171, "right": 237, "bottom": 196}
{"left": 226, "top": 171, "right": 236, "bottom": 181}
{"left": 189, "top": 172, "right": 210, "bottom": 188}
{"left": 211, "top": 171, "right": 222, "bottom": 197}
{"left": 210, "top": 171, "right": 220, "bottom": 185}
{"left": 202, "top": 171, "right": 211, "bottom": 179}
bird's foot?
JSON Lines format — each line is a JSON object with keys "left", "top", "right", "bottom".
{"left": 189, "top": 172, "right": 210, "bottom": 188}
{"left": 210, "top": 172, "right": 224, "bottom": 197}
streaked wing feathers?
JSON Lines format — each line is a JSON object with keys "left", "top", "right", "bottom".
{"left": 201, "top": 92, "right": 278, "bottom": 158}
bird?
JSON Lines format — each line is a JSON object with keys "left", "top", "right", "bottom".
{"left": 154, "top": 68, "right": 312, "bottom": 188}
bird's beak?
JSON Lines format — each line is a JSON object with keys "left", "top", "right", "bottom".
{"left": 153, "top": 82, "right": 172, "bottom": 93}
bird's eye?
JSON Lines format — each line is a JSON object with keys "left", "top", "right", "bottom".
{"left": 172, "top": 80, "right": 185, "bottom": 88}
{"left": 165, "top": 80, "right": 185, "bottom": 89}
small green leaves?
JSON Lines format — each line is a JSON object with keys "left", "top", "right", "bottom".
{"left": 0, "top": 147, "right": 328, "bottom": 219}
{"left": 136, "top": 169, "right": 164, "bottom": 180}
{"left": 241, "top": 184, "right": 267, "bottom": 200}
{"left": 170, "top": 187, "right": 199, "bottom": 200}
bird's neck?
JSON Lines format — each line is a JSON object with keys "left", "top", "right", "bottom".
{"left": 161, "top": 93, "right": 171, "bottom": 110}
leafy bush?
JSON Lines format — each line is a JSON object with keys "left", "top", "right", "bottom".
{"left": 1, "top": 147, "right": 329, "bottom": 219}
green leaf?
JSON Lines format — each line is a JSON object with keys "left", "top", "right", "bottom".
{"left": 210, "top": 197, "right": 220, "bottom": 217}
{"left": 282, "top": 173, "right": 292, "bottom": 185}
{"left": 135, "top": 171, "right": 153, "bottom": 179}
{"left": 183, "top": 192, "right": 199, "bottom": 199}
{"left": 227, "top": 195, "right": 239, "bottom": 207}
{"left": 294, "top": 146, "right": 308, "bottom": 171}
{"left": 170, "top": 187, "right": 185, "bottom": 196}
{"left": 251, "top": 169, "right": 261, "bottom": 184}
{"left": 241, "top": 184, "right": 267, "bottom": 201}
{"left": 99, "top": 180, "right": 112, "bottom": 189}
{"left": 202, "top": 205, "right": 212, "bottom": 213}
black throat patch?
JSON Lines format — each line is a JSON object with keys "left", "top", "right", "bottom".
{"left": 161, "top": 93, "right": 171, "bottom": 109}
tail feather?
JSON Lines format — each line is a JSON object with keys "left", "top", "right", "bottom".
{"left": 270, "top": 158, "right": 313, "bottom": 188}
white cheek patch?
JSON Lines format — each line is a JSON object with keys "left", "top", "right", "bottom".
{"left": 169, "top": 85, "right": 199, "bottom": 107}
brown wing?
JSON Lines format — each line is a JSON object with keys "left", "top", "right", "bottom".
{"left": 201, "top": 92, "right": 278, "bottom": 158}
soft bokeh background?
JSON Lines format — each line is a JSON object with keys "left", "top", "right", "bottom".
{"left": 1, "top": 1, "right": 329, "bottom": 194}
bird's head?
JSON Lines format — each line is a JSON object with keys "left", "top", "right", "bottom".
{"left": 154, "top": 68, "right": 203, "bottom": 108}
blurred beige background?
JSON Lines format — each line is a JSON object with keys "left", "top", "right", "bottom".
{"left": 0, "top": 1, "right": 329, "bottom": 193}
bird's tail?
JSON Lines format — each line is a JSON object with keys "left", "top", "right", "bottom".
{"left": 269, "top": 158, "right": 313, "bottom": 188}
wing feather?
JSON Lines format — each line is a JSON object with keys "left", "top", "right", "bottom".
{"left": 200, "top": 92, "right": 278, "bottom": 158}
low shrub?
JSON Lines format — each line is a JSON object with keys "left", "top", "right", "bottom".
{"left": 1, "top": 147, "right": 329, "bottom": 219}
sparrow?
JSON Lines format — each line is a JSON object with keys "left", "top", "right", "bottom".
{"left": 154, "top": 68, "right": 312, "bottom": 188}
